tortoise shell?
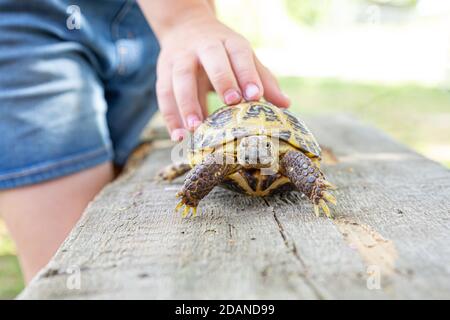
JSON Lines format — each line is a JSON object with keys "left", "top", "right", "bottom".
{"left": 188, "top": 101, "right": 321, "bottom": 165}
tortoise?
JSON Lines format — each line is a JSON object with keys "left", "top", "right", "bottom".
{"left": 158, "top": 101, "right": 336, "bottom": 218}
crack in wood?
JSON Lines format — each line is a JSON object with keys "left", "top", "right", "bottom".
{"left": 262, "top": 198, "right": 325, "bottom": 299}
{"left": 228, "top": 223, "right": 234, "bottom": 240}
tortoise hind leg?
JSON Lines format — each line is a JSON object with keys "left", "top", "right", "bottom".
{"left": 280, "top": 150, "right": 337, "bottom": 218}
{"left": 156, "top": 163, "right": 191, "bottom": 181}
{"left": 176, "top": 154, "right": 239, "bottom": 218}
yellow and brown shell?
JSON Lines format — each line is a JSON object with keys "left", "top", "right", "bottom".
{"left": 184, "top": 101, "right": 323, "bottom": 196}
{"left": 188, "top": 101, "right": 321, "bottom": 164}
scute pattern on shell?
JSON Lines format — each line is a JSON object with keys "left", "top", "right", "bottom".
{"left": 205, "top": 106, "right": 236, "bottom": 128}
{"left": 189, "top": 101, "right": 321, "bottom": 164}
{"left": 243, "top": 103, "right": 280, "bottom": 122}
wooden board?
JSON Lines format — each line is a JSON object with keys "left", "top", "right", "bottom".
{"left": 19, "top": 115, "right": 450, "bottom": 299}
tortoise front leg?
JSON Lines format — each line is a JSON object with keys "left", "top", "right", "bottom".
{"left": 176, "top": 154, "right": 239, "bottom": 217}
{"left": 280, "top": 151, "right": 336, "bottom": 218}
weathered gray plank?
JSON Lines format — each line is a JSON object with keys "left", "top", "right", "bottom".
{"left": 19, "top": 115, "right": 450, "bottom": 299}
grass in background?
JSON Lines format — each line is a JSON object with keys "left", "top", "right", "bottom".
{"left": 280, "top": 77, "right": 450, "bottom": 167}
{"left": 0, "top": 220, "right": 23, "bottom": 299}
{"left": 0, "top": 76, "right": 448, "bottom": 299}
{"left": 0, "top": 255, "right": 23, "bottom": 299}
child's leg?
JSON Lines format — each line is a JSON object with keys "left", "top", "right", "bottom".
{"left": 0, "top": 163, "right": 114, "bottom": 283}
{"left": 0, "top": 1, "right": 159, "bottom": 284}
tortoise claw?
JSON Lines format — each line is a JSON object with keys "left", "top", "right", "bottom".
{"left": 322, "top": 180, "right": 337, "bottom": 190}
{"left": 175, "top": 201, "right": 198, "bottom": 218}
{"left": 314, "top": 204, "right": 320, "bottom": 217}
{"left": 314, "top": 179, "right": 337, "bottom": 219}
{"left": 322, "top": 191, "right": 337, "bottom": 205}
{"left": 313, "top": 183, "right": 337, "bottom": 219}
{"left": 313, "top": 200, "right": 334, "bottom": 219}
{"left": 319, "top": 199, "right": 333, "bottom": 218}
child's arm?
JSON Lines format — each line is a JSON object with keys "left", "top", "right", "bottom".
{"left": 138, "top": 0, "right": 290, "bottom": 141}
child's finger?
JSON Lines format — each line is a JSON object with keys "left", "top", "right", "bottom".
{"left": 156, "top": 59, "right": 185, "bottom": 141}
{"left": 197, "top": 41, "right": 242, "bottom": 105}
{"left": 197, "top": 72, "right": 210, "bottom": 119}
{"left": 255, "top": 57, "right": 291, "bottom": 108}
{"left": 172, "top": 54, "right": 203, "bottom": 131}
{"left": 224, "top": 38, "right": 263, "bottom": 101}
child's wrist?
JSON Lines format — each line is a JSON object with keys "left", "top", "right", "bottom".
{"left": 138, "top": 0, "right": 215, "bottom": 41}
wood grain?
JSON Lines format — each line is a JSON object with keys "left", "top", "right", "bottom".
{"left": 19, "top": 115, "right": 450, "bottom": 299}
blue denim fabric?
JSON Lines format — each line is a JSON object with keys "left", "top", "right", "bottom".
{"left": 0, "top": 0, "right": 160, "bottom": 189}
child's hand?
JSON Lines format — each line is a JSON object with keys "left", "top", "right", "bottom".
{"left": 139, "top": 1, "right": 290, "bottom": 141}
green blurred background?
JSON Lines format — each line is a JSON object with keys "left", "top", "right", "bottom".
{"left": 1, "top": 0, "right": 449, "bottom": 298}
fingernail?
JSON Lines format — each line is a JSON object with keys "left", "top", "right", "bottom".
{"left": 187, "top": 114, "right": 202, "bottom": 130}
{"left": 244, "top": 83, "right": 260, "bottom": 101}
{"left": 281, "top": 93, "right": 291, "bottom": 107}
{"left": 171, "top": 129, "right": 185, "bottom": 142}
{"left": 224, "top": 89, "right": 241, "bottom": 105}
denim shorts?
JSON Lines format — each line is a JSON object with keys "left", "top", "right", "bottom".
{"left": 0, "top": 0, "right": 159, "bottom": 189}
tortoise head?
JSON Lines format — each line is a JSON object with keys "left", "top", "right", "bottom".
{"left": 237, "top": 135, "right": 277, "bottom": 168}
